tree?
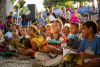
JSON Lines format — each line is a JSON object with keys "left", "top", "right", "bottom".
{"left": 44, "top": 0, "right": 67, "bottom": 8}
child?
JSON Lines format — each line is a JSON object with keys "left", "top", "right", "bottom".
{"left": 9, "top": 30, "right": 20, "bottom": 50}
{"left": 33, "top": 19, "right": 66, "bottom": 67}
{"left": 0, "top": 29, "right": 5, "bottom": 52}
{"left": 67, "top": 23, "right": 80, "bottom": 49}
{"left": 62, "top": 23, "right": 70, "bottom": 38}
{"left": 45, "top": 23, "right": 52, "bottom": 39}
{"left": 78, "top": 21, "right": 100, "bottom": 67}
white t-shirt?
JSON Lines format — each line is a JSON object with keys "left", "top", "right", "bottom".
{"left": 5, "top": 31, "right": 12, "bottom": 38}
{"left": 49, "top": 15, "right": 55, "bottom": 21}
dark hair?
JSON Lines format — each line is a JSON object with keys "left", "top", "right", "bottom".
{"left": 82, "top": 21, "right": 98, "bottom": 34}
{"left": 96, "top": 20, "right": 100, "bottom": 25}
{"left": 71, "top": 23, "right": 79, "bottom": 28}
{"left": 7, "top": 16, "right": 12, "bottom": 20}
{"left": 74, "top": 8, "right": 78, "bottom": 10}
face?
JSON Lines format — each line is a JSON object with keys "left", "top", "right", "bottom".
{"left": 74, "top": 9, "right": 78, "bottom": 13}
{"left": 12, "top": 30, "right": 19, "bottom": 37}
{"left": 20, "top": 28, "right": 26, "bottom": 37}
{"left": 81, "top": 25, "right": 91, "bottom": 37}
{"left": 62, "top": 7, "right": 66, "bottom": 12}
{"left": 45, "top": 26, "right": 51, "bottom": 35}
{"left": 63, "top": 26, "right": 70, "bottom": 34}
{"left": 70, "top": 24, "right": 78, "bottom": 34}
{"left": 52, "top": 22, "right": 61, "bottom": 34}
{"left": 28, "top": 27, "right": 37, "bottom": 37}
{"left": 13, "top": 18, "right": 16, "bottom": 22}
{"left": 9, "top": 17, "right": 13, "bottom": 22}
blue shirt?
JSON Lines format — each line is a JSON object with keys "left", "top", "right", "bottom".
{"left": 79, "top": 36, "right": 100, "bottom": 55}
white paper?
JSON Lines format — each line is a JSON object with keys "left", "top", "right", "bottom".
{"left": 63, "top": 48, "right": 76, "bottom": 56}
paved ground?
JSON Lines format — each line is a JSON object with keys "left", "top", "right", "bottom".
{"left": 0, "top": 57, "right": 34, "bottom": 67}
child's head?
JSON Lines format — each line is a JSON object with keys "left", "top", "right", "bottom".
{"left": 7, "top": 16, "right": 13, "bottom": 22}
{"left": 74, "top": 8, "right": 78, "bottom": 14}
{"left": 81, "top": 21, "right": 98, "bottom": 37}
{"left": 52, "top": 19, "right": 63, "bottom": 34}
{"left": 12, "top": 30, "right": 19, "bottom": 37}
{"left": 28, "top": 25, "right": 38, "bottom": 37}
{"left": 61, "top": 6, "right": 66, "bottom": 12}
{"left": 45, "top": 23, "right": 52, "bottom": 36}
{"left": 70, "top": 23, "right": 79, "bottom": 34}
{"left": 62, "top": 23, "right": 70, "bottom": 36}
{"left": 20, "top": 27, "right": 27, "bottom": 37}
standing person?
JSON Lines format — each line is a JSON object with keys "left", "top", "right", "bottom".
{"left": 48, "top": 6, "right": 57, "bottom": 22}
{"left": 33, "top": 19, "right": 67, "bottom": 67}
{"left": 21, "top": 14, "right": 28, "bottom": 27}
{"left": 36, "top": 12, "right": 44, "bottom": 25}
{"left": 78, "top": 21, "right": 100, "bottom": 67}
{"left": 4, "top": 16, "right": 13, "bottom": 33}
{"left": 60, "top": 6, "right": 71, "bottom": 24}
{"left": 70, "top": 8, "right": 81, "bottom": 23}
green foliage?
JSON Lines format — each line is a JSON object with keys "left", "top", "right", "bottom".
{"left": 44, "top": 0, "right": 92, "bottom": 8}
{"left": 19, "top": 6, "right": 30, "bottom": 15}
{"left": 44, "top": 0, "right": 67, "bottom": 8}
{"left": 10, "top": 0, "right": 16, "bottom": 4}
{"left": 0, "top": 0, "right": 3, "bottom": 4}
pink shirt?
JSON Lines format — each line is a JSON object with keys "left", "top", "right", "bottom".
{"left": 71, "top": 14, "right": 80, "bottom": 23}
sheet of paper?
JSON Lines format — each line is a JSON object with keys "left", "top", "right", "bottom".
{"left": 63, "top": 48, "right": 76, "bottom": 56}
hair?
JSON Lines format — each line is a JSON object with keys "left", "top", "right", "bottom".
{"left": 28, "top": 25, "right": 39, "bottom": 35}
{"left": 61, "top": 6, "right": 65, "bottom": 10}
{"left": 96, "top": 20, "right": 100, "bottom": 25}
{"left": 71, "top": 23, "right": 79, "bottom": 28}
{"left": 74, "top": 8, "right": 78, "bottom": 10}
{"left": 21, "top": 26, "right": 27, "bottom": 32}
{"left": 82, "top": 21, "right": 98, "bottom": 34}
{"left": 53, "top": 19, "right": 63, "bottom": 29}
{"left": 7, "top": 16, "right": 12, "bottom": 20}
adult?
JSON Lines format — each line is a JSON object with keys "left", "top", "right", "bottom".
{"left": 60, "top": 6, "right": 71, "bottom": 24}
{"left": 70, "top": 8, "right": 81, "bottom": 23}
{"left": 48, "top": 6, "right": 57, "bottom": 22}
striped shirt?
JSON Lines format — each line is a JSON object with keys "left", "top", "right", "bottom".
{"left": 46, "top": 33, "right": 67, "bottom": 49}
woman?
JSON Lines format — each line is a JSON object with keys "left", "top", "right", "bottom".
{"left": 70, "top": 8, "right": 81, "bottom": 23}
{"left": 78, "top": 21, "right": 100, "bottom": 67}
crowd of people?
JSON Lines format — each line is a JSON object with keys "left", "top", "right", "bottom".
{"left": 0, "top": 6, "right": 100, "bottom": 67}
